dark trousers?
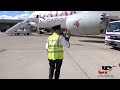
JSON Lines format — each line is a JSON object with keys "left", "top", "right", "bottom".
{"left": 49, "top": 59, "right": 63, "bottom": 79}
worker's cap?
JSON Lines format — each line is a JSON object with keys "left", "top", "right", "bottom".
{"left": 52, "top": 25, "right": 61, "bottom": 30}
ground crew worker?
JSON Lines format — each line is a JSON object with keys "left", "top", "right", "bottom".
{"left": 46, "top": 25, "right": 70, "bottom": 79}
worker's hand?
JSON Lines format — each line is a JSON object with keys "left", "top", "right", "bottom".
{"left": 62, "top": 33, "right": 66, "bottom": 38}
{"left": 65, "top": 37, "right": 69, "bottom": 41}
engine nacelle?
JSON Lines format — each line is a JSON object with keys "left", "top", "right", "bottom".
{"left": 29, "top": 22, "right": 38, "bottom": 27}
{"left": 66, "top": 11, "right": 106, "bottom": 35}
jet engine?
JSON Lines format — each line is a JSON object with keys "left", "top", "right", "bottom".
{"left": 29, "top": 22, "right": 38, "bottom": 27}
{"left": 66, "top": 11, "right": 107, "bottom": 35}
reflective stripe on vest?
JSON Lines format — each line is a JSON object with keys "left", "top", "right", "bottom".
{"left": 48, "top": 45, "right": 63, "bottom": 48}
{"left": 48, "top": 50, "right": 63, "bottom": 53}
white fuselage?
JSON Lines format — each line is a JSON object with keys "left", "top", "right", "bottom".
{"left": 38, "top": 16, "right": 68, "bottom": 29}
{"left": 29, "top": 11, "right": 104, "bottom": 35}
{"left": 29, "top": 11, "right": 80, "bottom": 29}
{"left": 6, "top": 11, "right": 120, "bottom": 35}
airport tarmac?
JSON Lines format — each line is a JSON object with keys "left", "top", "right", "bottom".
{"left": 0, "top": 32, "right": 120, "bottom": 79}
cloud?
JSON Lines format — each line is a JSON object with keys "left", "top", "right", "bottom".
{"left": 0, "top": 15, "right": 13, "bottom": 19}
{"left": 0, "top": 13, "right": 31, "bottom": 20}
{"left": 14, "top": 13, "right": 31, "bottom": 20}
{"left": 15, "top": 11, "right": 19, "bottom": 13}
{"left": 24, "top": 11, "right": 30, "bottom": 13}
{"left": 2, "top": 11, "right": 8, "bottom": 13}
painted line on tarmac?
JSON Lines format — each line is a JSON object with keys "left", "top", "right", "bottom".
{"left": 65, "top": 48, "right": 90, "bottom": 79}
{"left": 0, "top": 49, "right": 6, "bottom": 53}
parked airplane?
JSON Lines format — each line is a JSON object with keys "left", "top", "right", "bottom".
{"left": 5, "top": 11, "right": 119, "bottom": 36}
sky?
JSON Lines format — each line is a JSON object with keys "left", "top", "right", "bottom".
{"left": 0, "top": 11, "right": 33, "bottom": 20}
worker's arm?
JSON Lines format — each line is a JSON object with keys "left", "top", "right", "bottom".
{"left": 45, "top": 38, "right": 48, "bottom": 49}
{"left": 45, "top": 42, "right": 49, "bottom": 61}
{"left": 60, "top": 37, "right": 70, "bottom": 48}
{"left": 46, "top": 42, "right": 48, "bottom": 49}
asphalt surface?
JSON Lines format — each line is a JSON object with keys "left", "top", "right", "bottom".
{"left": 0, "top": 32, "right": 120, "bottom": 79}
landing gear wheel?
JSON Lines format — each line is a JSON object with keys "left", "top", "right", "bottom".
{"left": 17, "top": 33, "right": 20, "bottom": 35}
{"left": 40, "top": 31, "right": 43, "bottom": 34}
{"left": 27, "top": 33, "right": 29, "bottom": 35}
{"left": 112, "top": 46, "right": 118, "bottom": 49}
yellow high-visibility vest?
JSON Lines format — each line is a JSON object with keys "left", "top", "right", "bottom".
{"left": 47, "top": 33, "right": 64, "bottom": 60}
